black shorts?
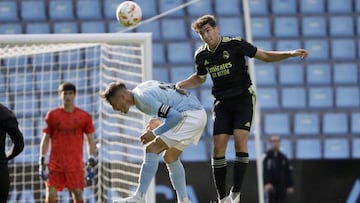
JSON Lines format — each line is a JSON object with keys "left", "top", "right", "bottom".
{"left": 212, "top": 87, "right": 256, "bottom": 135}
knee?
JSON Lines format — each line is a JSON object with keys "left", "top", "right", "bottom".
{"left": 72, "top": 189, "right": 83, "bottom": 201}
{"left": 163, "top": 153, "right": 178, "bottom": 164}
{"left": 213, "top": 143, "right": 227, "bottom": 157}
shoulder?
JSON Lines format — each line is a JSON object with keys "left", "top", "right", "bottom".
{"left": 74, "top": 107, "right": 91, "bottom": 117}
{"left": 0, "top": 104, "right": 17, "bottom": 122}
{"left": 194, "top": 43, "right": 207, "bottom": 57}
{"left": 222, "top": 36, "right": 242, "bottom": 42}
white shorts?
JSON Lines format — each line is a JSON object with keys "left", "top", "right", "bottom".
{"left": 160, "top": 109, "right": 207, "bottom": 151}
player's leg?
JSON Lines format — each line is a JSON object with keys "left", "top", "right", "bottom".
{"left": 65, "top": 170, "right": 85, "bottom": 203}
{"left": 118, "top": 137, "right": 168, "bottom": 202}
{"left": 46, "top": 187, "right": 58, "bottom": 203}
{"left": 230, "top": 87, "right": 255, "bottom": 202}
{"left": 46, "top": 171, "right": 65, "bottom": 203}
{"left": 70, "top": 189, "right": 84, "bottom": 203}
{"left": 212, "top": 100, "right": 233, "bottom": 201}
{"left": 0, "top": 164, "right": 10, "bottom": 203}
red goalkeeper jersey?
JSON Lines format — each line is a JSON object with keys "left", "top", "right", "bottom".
{"left": 43, "top": 106, "right": 95, "bottom": 172}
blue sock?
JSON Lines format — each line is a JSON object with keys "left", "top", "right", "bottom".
{"left": 136, "top": 153, "right": 159, "bottom": 194}
{"left": 167, "top": 159, "right": 187, "bottom": 199}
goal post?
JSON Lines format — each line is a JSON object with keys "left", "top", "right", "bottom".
{"left": 0, "top": 33, "right": 154, "bottom": 203}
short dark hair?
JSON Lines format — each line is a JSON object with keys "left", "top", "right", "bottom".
{"left": 100, "top": 81, "right": 127, "bottom": 103}
{"left": 191, "top": 15, "right": 217, "bottom": 32}
{"left": 58, "top": 82, "right": 76, "bottom": 93}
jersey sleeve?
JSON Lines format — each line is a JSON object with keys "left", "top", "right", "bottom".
{"left": 194, "top": 51, "right": 208, "bottom": 77}
{"left": 236, "top": 38, "right": 258, "bottom": 58}
{"left": 43, "top": 111, "right": 53, "bottom": 135}
{"left": 84, "top": 113, "right": 95, "bottom": 134}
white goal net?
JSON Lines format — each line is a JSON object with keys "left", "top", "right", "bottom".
{"left": 0, "top": 33, "right": 152, "bottom": 203}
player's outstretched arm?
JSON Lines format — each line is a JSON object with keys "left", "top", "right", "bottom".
{"left": 255, "top": 49, "right": 308, "bottom": 62}
{"left": 175, "top": 73, "right": 206, "bottom": 92}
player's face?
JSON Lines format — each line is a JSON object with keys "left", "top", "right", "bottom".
{"left": 109, "top": 92, "right": 130, "bottom": 113}
{"left": 270, "top": 136, "right": 281, "bottom": 151}
{"left": 197, "top": 24, "right": 220, "bottom": 50}
{"left": 60, "top": 90, "right": 75, "bottom": 106}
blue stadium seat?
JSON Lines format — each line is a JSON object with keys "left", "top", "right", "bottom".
{"left": 159, "top": 0, "right": 184, "bottom": 17}
{"left": 49, "top": 0, "right": 74, "bottom": 20}
{"left": 136, "top": 21, "right": 161, "bottom": 41}
{"left": 0, "top": 1, "right": 18, "bottom": 22}
{"left": 35, "top": 71, "right": 60, "bottom": 91}
{"left": 167, "top": 42, "right": 193, "bottom": 64}
{"left": 0, "top": 95, "right": 10, "bottom": 111}
{"left": 8, "top": 71, "right": 33, "bottom": 92}
{"left": 264, "top": 113, "right": 290, "bottom": 136}
{"left": 14, "top": 94, "right": 39, "bottom": 117}
{"left": 53, "top": 22, "right": 78, "bottom": 33}
{"left": 257, "top": 88, "right": 279, "bottom": 109}
{"left": 58, "top": 50, "right": 84, "bottom": 68}
{"left": 20, "top": 0, "right": 46, "bottom": 21}
{"left": 304, "top": 39, "right": 329, "bottom": 61}
{"left": 214, "top": 0, "right": 240, "bottom": 16}
{"left": 32, "top": 53, "right": 55, "bottom": 68}
{"left": 153, "top": 66, "right": 169, "bottom": 83}
{"left": 336, "top": 86, "right": 360, "bottom": 108}
{"left": 351, "top": 113, "right": 360, "bottom": 134}
{"left": 135, "top": 0, "right": 157, "bottom": 18}
{"left": 357, "top": 0, "right": 360, "bottom": 12}
{"left": 181, "top": 140, "right": 208, "bottom": 161}
{"left": 294, "top": 113, "right": 320, "bottom": 135}
{"left": 18, "top": 119, "right": 34, "bottom": 141}
{"left": 0, "top": 72, "right": 6, "bottom": 92}
{"left": 25, "top": 23, "right": 50, "bottom": 34}
{"left": 76, "top": 0, "right": 102, "bottom": 20}
{"left": 281, "top": 87, "right": 306, "bottom": 109}
{"left": 62, "top": 69, "right": 88, "bottom": 90}
{"left": 306, "top": 63, "right": 331, "bottom": 85}
{"left": 170, "top": 66, "right": 194, "bottom": 82}
{"left": 152, "top": 43, "right": 166, "bottom": 65}
{"left": 329, "top": 16, "right": 354, "bottom": 37}
{"left": 189, "top": 0, "right": 212, "bottom": 16}
{"left": 271, "top": 0, "right": 296, "bottom": 15}
{"left": 85, "top": 46, "right": 100, "bottom": 67}
{"left": 249, "top": 0, "right": 268, "bottom": 16}
{"left": 15, "top": 144, "right": 39, "bottom": 163}
{"left": 278, "top": 64, "right": 304, "bottom": 85}
{"left": 274, "top": 16, "right": 299, "bottom": 37}
{"left": 299, "top": 0, "right": 324, "bottom": 14}
{"left": 253, "top": 40, "right": 273, "bottom": 51}
{"left": 80, "top": 21, "right": 105, "bottom": 33}
{"left": 296, "top": 139, "right": 321, "bottom": 159}
{"left": 276, "top": 40, "right": 301, "bottom": 53}
{"left": 251, "top": 17, "right": 271, "bottom": 39}
{"left": 218, "top": 17, "right": 243, "bottom": 37}
{"left": 358, "top": 16, "right": 360, "bottom": 36}
{"left": 107, "top": 20, "right": 127, "bottom": 33}
{"left": 323, "top": 113, "right": 348, "bottom": 135}
{"left": 254, "top": 64, "right": 276, "bottom": 86}
{"left": 103, "top": 0, "right": 122, "bottom": 19}
{"left": 199, "top": 87, "right": 213, "bottom": 110}
{"left": 308, "top": 87, "right": 333, "bottom": 109}
{"left": 327, "top": 0, "right": 352, "bottom": 13}
{"left": 0, "top": 23, "right": 22, "bottom": 34}
{"left": 331, "top": 39, "right": 356, "bottom": 60}
{"left": 334, "top": 63, "right": 358, "bottom": 84}
{"left": 324, "top": 139, "right": 349, "bottom": 159}
{"left": 352, "top": 138, "right": 360, "bottom": 158}
{"left": 302, "top": 16, "right": 326, "bottom": 37}
{"left": 76, "top": 95, "right": 92, "bottom": 112}
{"left": 161, "top": 19, "right": 187, "bottom": 40}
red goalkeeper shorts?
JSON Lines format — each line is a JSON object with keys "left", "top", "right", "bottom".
{"left": 46, "top": 170, "right": 85, "bottom": 191}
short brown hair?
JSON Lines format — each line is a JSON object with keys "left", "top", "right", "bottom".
{"left": 191, "top": 15, "right": 217, "bottom": 32}
{"left": 100, "top": 81, "right": 127, "bottom": 103}
{"left": 59, "top": 82, "right": 76, "bottom": 93}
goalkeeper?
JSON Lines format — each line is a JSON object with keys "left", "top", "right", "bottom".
{"left": 39, "top": 82, "right": 96, "bottom": 203}
{"left": 101, "top": 80, "right": 207, "bottom": 203}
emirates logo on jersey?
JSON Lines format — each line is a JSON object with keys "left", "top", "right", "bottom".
{"left": 223, "top": 51, "right": 230, "bottom": 60}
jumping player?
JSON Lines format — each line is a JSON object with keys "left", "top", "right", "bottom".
{"left": 39, "top": 82, "right": 96, "bottom": 203}
{"left": 0, "top": 104, "right": 24, "bottom": 203}
{"left": 175, "top": 15, "right": 308, "bottom": 203}
{"left": 101, "top": 80, "right": 207, "bottom": 203}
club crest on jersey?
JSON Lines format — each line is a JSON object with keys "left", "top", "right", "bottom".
{"left": 223, "top": 51, "right": 230, "bottom": 60}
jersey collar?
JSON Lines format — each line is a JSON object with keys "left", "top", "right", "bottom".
{"left": 206, "top": 36, "right": 222, "bottom": 53}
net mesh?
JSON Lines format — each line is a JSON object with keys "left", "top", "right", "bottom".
{"left": 0, "top": 34, "right": 151, "bottom": 203}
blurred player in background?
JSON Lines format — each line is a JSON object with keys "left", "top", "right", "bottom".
{"left": 175, "top": 15, "right": 308, "bottom": 203}
{"left": 101, "top": 80, "right": 207, "bottom": 203}
{"left": 263, "top": 135, "right": 294, "bottom": 203}
{"left": 0, "top": 104, "right": 24, "bottom": 203}
{"left": 39, "top": 82, "right": 96, "bottom": 203}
